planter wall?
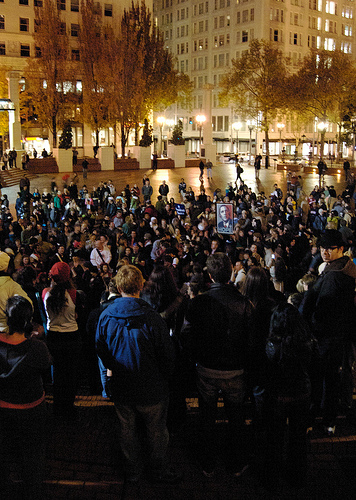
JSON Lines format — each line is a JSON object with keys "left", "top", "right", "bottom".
{"left": 167, "top": 144, "right": 185, "bottom": 168}
{"left": 114, "top": 159, "right": 140, "bottom": 170}
{"left": 52, "top": 148, "right": 73, "bottom": 173}
{"left": 133, "top": 146, "right": 152, "bottom": 169}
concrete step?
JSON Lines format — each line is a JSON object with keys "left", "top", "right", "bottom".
{"left": 0, "top": 167, "right": 38, "bottom": 188}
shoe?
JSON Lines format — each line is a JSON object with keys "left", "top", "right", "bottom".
{"left": 202, "top": 468, "right": 215, "bottom": 478}
{"left": 232, "top": 463, "right": 250, "bottom": 478}
{"left": 149, "top": 469, "right": 183, "bottom": 484}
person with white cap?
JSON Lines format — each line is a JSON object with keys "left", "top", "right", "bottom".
{"left": 0, "top": 250, "right": 32, "bottom": 333}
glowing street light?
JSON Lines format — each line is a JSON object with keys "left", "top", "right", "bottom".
{"left": 277, "top": 123, "right": 285, "bottom": 156}
{"left": 157, "top": 116, "right": 165, "bottom": 156}
{"left": 317, "top": 121, "right": 328, "bottom": 159}
{"left": 232, "top": 121, "right": 242, "bottom": 154}
{"left": 196, "top": 114, "right": 206, "bottom": 156}
{"left": 247, "top": 120, "right": 255, "bottom": 165}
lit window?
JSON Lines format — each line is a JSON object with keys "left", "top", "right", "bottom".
{"left": 71, "top": 24, "right": 79, "bottom": 37}
{"left": 71, "top": 0, "right": 79, "bottom": 12}
{"left": 71, "top": 49, "right": 80, "bottom": 61}
{"left": 21, "top": 44, "right": 30, "bottom": 57}
{"left": 104, "top": 4, "right": 112, "bottom": 17}
{"left": 20, "top": 18, "right": 29, "bottom": 32}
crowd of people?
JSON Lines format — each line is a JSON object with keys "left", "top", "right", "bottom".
{"left": 1, "top": 168, "right": 356, "bottom": 495}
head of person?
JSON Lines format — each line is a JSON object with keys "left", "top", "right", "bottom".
{"left": 319, "top": 229, "right": 344, "bottom": 263}
{"left": 268, "top": 302, "right": 311, "bottom": 353}
{"left": 115, "top": 264, "right": 144, "bottom": 297}
{"left": 6, "top": 295, "right": 33, "bottom": 336}
{"left": 242, "top": 266, "right": 270, "bottom": 307}
{"left": 206, "top": 253, "right": 232, "bottom": 284}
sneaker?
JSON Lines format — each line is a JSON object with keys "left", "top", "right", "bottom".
{"left": 232, "top": 464, "right": 250, "bottom": 478}
{"left": 202, "top": 468, "right": 215, "bottom": 478}
{"left": 149, "top": 469, "right": 183, "bottom": 484}
{"left": 325, "top": 425, "right": 335, "bottom": 436}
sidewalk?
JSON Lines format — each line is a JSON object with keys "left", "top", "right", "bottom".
{"left": 39, "top": 394, "right": 356, "bottom": 499}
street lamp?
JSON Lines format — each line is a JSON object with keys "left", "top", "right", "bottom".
{"left": 277, "top": 123, "right": 285, "bottom": 157}
{"left": 157, "top": 116, "right": 165, "bottom": 157}
{"left": 351, "top": 116, "right": 356, "bottom": 165}
{"left": 232, "top": 121, "right": 242, "bottom": 155}
{"left": 247, "top": 120, "right": 255, "bottom": 165}
{"left": 196, "top": 114, "right": 206, "bottom": 156}
{"left": 317, "top": 121, "right": 328, "bottom": 159}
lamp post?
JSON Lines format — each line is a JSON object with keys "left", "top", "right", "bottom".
{"left": 196, "top": 114, "right": 206, "bottom": 156}
{"left": 351, "top": 116, "right": 356, "bottom": 165}
{"left": 277, "top": 123, "right": 285, "bottom": 158}
{"left": 317, "top": 121, "right": 327, "bottom": 159}
{"left": 247, "top": 120, "right": 255, "bottom": 165}
{"left": 157, "top": 116, "right": 165, "bottom": 157}
{"left": 232, "top": 121, "right": 242, "bottom": 155}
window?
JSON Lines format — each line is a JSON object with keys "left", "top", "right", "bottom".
{"left": 71, "top": 49, "right": 80, "bottom": 61}
{"left": 34, "top": 0, "right": 43, "bottom": 5}
{"left": 57, "top": 0, "right": 66, "bottom": 10}
{"left": 219, "top": 16, "right": 224, "bottom": 28}
{"left": 104, "top": 4, "right": 112, "bottom": 17}
{"left": 71, "top": 0, "right": 79, "bottom": 11}
{"left": 19, "top": 0, "right": 29, "bottom": 5}
{"left": 250, "top": 9, "right": 254, "bottom": 21}
{"left": 242, "top": 10, "right": 248, "bottom": 22}
{"left": 242, "top": 30, "right": 248, "bottom": 43}
{"left": 217, "top": 116, "right": 223, "bottom": 132}
{"left": 71, "top": 24, "right": 79, "bottom": 37}
{"left": 0, "top": 16, "right": 4, "bottom": 30}
{"left": 35, "top": 46, "right": 41, "bottom": 57}
{"left": 20, "top": 18, "right": 29, "bottom": 32}
{"left": 21, "top": 44, "right": 30, "bottom": 57}
{"left": 237, "top": 12, "right": 240, "bottom": 24}
{"left": 0, "top": 43, "right": 5, "bottom": 55}
{"left": 219, "top": 35, "right": 224, "bottom": 46}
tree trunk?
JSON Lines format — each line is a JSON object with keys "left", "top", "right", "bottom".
{"left": 52, "top": 115, "right": 57, "bottom": 149}
{"left": 134, "top": 122, "right": 139, "bottom": 146}
{"left": 95, "top": 129, "right": 99, "bottom": 148}
{"left": 121, "top": 125, "right": 126, "bottom": 158}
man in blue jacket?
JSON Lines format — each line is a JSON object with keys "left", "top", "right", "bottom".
{"left": 96, "top": 265, "right": 181, "bottom": 484}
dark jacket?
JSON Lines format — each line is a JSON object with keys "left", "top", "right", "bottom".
{"left": 95, "top": 297, "right": 175, "bottom": 405}
{"left": 301, "top": 256, "right": 356, "bottom": 340}
{"left": 181, "top": 283, "right": 253, "bottom": 371}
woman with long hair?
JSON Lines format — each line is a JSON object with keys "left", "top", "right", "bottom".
{"left": 242, "top": 266, "right": 278, "bottom": 416}
{"left": 0, "top": 295, "right": 50, "bottom": 498}
{"left": 42, "top": 262, "right": 81, "bottom": 418}
{"left": 141, "top": 264, "right": 185, "bottom": 430}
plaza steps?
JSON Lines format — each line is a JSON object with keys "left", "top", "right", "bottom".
{"left": 0, "top": 167, "right": 38, "bottom": 189}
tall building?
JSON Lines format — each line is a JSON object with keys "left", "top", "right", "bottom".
{"left": 153, "top": 0, "right": 356, "bottom": 158}
{"left": 0, "top": 0, "right": 151, "bottom": 154}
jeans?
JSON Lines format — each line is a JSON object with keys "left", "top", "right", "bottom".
{"left": 196, "top": 364, "right": 247, "bottom": 470}
{"left": 265, "top": 395, "right": 309, "bottom": 486}
{"left": 47, "top": 331, "right": 81, "bottom": 416}
{"left": 0, "top": 401, "right": 48, "bottom": 499}
{"left": 114, "top": 398, "right": 169, "bottom": 479}
{"left": 311, "top": 338, "right": 344, "bottom": 427}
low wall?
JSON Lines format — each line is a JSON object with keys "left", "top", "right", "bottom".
{"left": 114, "top": 159, "right": 140, "bottom": 170}
{"left": 28, "top": 158, "right": 58, "bottom": 173}
{"left": 185, "top": 159, "right": 203, "bottom": 168}
{"left": 154, "top": 158, "right": 175, "bottom": 169}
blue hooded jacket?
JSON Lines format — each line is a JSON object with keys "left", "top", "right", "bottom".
{"left": 96, "top": 297, "right": 175, "bottom": 405}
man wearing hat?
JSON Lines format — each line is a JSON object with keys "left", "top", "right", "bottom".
{"left": 301, "top": 229, "right": 356, "bottom": 435}
{"left": 0, "top": 251, "right": 32, "bottom": 332}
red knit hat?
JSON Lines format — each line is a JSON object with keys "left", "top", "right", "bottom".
{"left": 49, "top": 262, "right": 71, "bottom": 283}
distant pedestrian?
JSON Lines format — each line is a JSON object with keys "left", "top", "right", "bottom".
{"left": 236, "top": 160, "right": 244, "bottom": 183}
{"left": 72, "top": 148, "right": 78, "bottom": 167}
{"left": 159, "top": 180, "right": 169, "bottom": 202}
{"left": 254, "top": 155, "right": 261, "bottom": 178}
{"left": 178, "top": 178, "right": 186, "bottom": 199}
{"left": 199, "top": 160, "right": 204, "bottom": 181}
{"left": 343, "top": 160, "right": 351, "bottom": 181}
{"left": 152, "top": 153, "right": 158, "bottom": 171}
{"left": 82, "top": 158, "right": 89, "bottom": 179}
{"left": 206, "top": 159, "right": 213, "bottom": 179}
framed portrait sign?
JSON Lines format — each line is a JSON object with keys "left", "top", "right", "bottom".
{"left": 216, "top": 202, "right": 234, "bottom": 234}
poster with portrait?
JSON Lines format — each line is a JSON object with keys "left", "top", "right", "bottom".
{"left": 216, "top": 203, "right": 234, "bottom": 234}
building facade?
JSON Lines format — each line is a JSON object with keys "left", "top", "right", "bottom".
{"left": 153, "top": 0, "right": 356, "bottom": 159}
{"left": 0, "top": 0, "right": 149, "bottom": 155}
